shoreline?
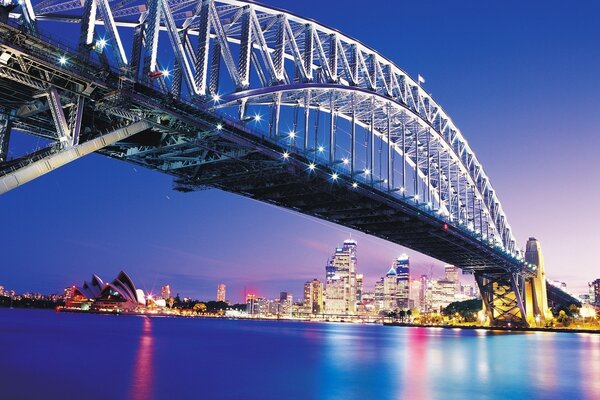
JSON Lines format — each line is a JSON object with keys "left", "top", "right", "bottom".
{"left": 5, "top": 307, "right": 600, "bottom": 334}
{"left": 384, "top": 321, "right": 600, "bottom": 334}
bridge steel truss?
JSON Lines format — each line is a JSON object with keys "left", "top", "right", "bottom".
{"left": 0, "top": 0, "right": 538, "bottom": 326}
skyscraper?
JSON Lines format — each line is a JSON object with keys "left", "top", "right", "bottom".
{"left": 324, "top": 239, "right": 358, "bottom": 315}
{"left": 592, "top": 279, "right": 600, "bottom": 308}
{"left": 161, "top": 285, "right": 171, "bottom": 300}
{"left": 217, "top": 283, "right": 226, "bottom": 302}
{"left": 394, "top": 254, "right": 410, "bottom": 309}
{"left": 304, "top": 279, "right": 324, "bottom": 314}
{"left": 279, "top": 292, "right": 293, "bottom": 317}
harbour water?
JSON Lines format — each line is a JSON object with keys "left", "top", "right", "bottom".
{"left": 0, "top": 308, "right": 599, "bottom": 400}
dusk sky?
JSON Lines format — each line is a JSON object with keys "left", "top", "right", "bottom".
{"left": 1, "top": 0, "right": 599, "bottom": 302}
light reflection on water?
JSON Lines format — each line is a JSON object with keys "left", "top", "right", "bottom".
{"left": 131, "top": 317, "right": 154, "bottom": 400}
{"left": 0, "top": 309, "right": 599, "bottom": 400}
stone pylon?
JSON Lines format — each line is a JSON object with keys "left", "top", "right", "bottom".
{"left": 524, "top": 237, "right": 553, "bottom": 324}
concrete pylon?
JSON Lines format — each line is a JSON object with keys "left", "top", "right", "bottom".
{"left": 524, "top": 237, "right": 553, "bottom": 324}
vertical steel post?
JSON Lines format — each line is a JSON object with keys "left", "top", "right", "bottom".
{"left": 369, "top": 102, "right": 374, "bottom": 185}
{"left": 402, "top": 123, "right": 406, "bottom": 196}
{"left": 387, "top": 105, "right": 391, "bottom": 191}
{"left": 329, "top": 92, "right": 335, "bottom": 163}
{"left": 414, "top": 126, "right": 419, "bottom": 201}
{"left": 426, "top": 130, "right": 431, "bottom": 203}
{"left": 351, "top": 96, "right": 356, "bottom": 176}
{"left": 303, "top": 91, "right": 310, "bottom": 150}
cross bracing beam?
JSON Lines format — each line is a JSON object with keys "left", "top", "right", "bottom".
{"left": 0, "top": 120, "right": 151, "bottom": 195}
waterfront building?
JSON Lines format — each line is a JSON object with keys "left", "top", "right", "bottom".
{"left": 356, "top": 274, "right": 363, "bottom": 302}
{"left": 592, "top": 279, "right": 600, "bottom": 307}
{"left": 279, "top": 292, "right": 293, "bottom": 317}
{"left": 161, "top": 285, "right": 171, "bottom": 300}
{"left": 92, "top": 272, "right": 145, "bottom": 312}
{"left": 382, "top": 266, "right": 397, "bottom": 311}
{"left": 217, "top": 283, "right": 226, "bottom": 302}
{"left": 374, "top": 278, "right": 384, "bottom": 310}
{"left": 409, "top": 279, "right": 422, "bottom": 310}
{"left": 303, "top": 279, "right": 324, "bottom": 314}
{"left": 394, "top": 255, "right": 410, "bottom": 309}
{"left": 324, "top": 239, "right": 358, "bottom": 315}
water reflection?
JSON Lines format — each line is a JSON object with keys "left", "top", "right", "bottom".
{"left": 130, "top": 317, "right": 154, "bottom": 400}
{"left": 402, "top": 328, "right": 429, "bottom": 399}
{"left": 582, "top": 334, "right": 600, "bottom": 399}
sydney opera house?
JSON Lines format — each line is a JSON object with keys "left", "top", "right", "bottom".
{"left": 65, "top": 271, "right": 147, "bottom": 312}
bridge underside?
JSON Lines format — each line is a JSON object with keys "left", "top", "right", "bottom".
{"left": 99, "top": 122, "right": 517, "bottom": 273}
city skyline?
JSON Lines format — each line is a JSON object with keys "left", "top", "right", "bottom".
{"left": 2, "top": 0, "right": 599, "bottom": 301}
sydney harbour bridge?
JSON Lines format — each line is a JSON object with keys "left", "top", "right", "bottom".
{"left": 0, "top": 0, "right": 576, "bottom": 326}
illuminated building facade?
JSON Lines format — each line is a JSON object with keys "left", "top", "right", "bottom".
{"left": 217, "top": 283, "right": 226, "bottom": 302}
{"left": 324, "top": 239, "right": 358, "bottom": 315}
{"left": 304, "top": 279, "right": 324, "bottom": 314}
{"left": 161, "top": 285, "right": 171, "bottom": 300}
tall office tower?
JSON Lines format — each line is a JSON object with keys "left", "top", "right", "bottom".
{"left": 324, "top": 239, "right": 358, "bottom": 315}
{"left": 445, "top": 266, "right": 459, "bottom": 286}
{"left": 409, "top": 279, "right": 422, "bottom": 310}
{"left": 161, "top": 284, "right": 171, "bottom": 300}
{"left": 592, "top": 279, "right": 600, "bottom": 308}
{"left": 374, "top": 278, "right": 385, "bottom": 310}
{"left": 304, "top": 279, "right": 324, "bottom": 314}
{"left": 279, "top": 292, "right": 293, "bottom": 316}
{"left": 246, "top": 293, "right": 256, "bottom": 315}
{"left": 394, "top": 254, "right": 410, "bottom": 309}
{"left": 383, "top": 266, "right": 398, "bottom": 311}
{"left": 356, "top": 274, "right": 364, "bottom": 302}
{"left": 419, "top": 275, "right": 429, "bottom": 311}
{"left": 217, "top": 283, "right": 226, "bottom": 302}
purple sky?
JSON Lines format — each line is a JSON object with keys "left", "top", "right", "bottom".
{"left": 1, "top": 0, "right": 599, "bottom": 302}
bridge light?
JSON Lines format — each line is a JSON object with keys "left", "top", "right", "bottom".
{"left": 364, "top": 169, "right": 370, "bottom": 175}
{"left": 414, "top": 194, "right": 419, "bottom": 200}
{"left": 318, "top": 145, "right": 324, "bottom": 152}
{"left": 213, "top": 93, "right": 221, "bottom": 102}
{"left": 289, "top": 131, "right": 296, "bottom": 138}
{"left": 399, "top": 187, "right": 405, "bottom": 192}
{"left": 308, "top": 163, "right": 316, "bottom": 171}
{"left": 352, "top": 182, "right": 358, "bottom": 188}
{"left": 282, "top": 152, "right": 289, "bottom": 159}
{"left": 342, "top": 158, "right": 349, "bottom": 165}
{"left": 161, "top": 68, "right": 170, "bottom": 78}
{"left": 331, "top": 173, "right": 338, "bottom": 180}
{"left": 384, "top": 179, "right": 388, "bottom": 183}
{"left": 254, "top": 114, "right": 262, "bottom": 122}
{"left": 58, "top": 56, "right": 67, "bottom": 66}
{"left": 443, "top": 223, "right": 449, "bottom": 231}
{"left": 95, "top": 38, "right": 107, "bottom": 51}
{"left": 216, "top": 123, "right": 223, "bottom": 130}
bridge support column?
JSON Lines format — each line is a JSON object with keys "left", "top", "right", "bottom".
{"left": 524, "top": 237, "right": 553, "bottom": 325}
{"left": 475, "top": 270, "right": 529, "bottom": 328}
